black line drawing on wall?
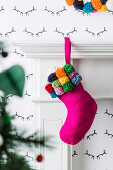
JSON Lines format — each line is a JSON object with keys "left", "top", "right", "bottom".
{"left": 104, "top": 130, "right": 113, "bottom": 138}
{"left": 86, "top": 130, "right": 97, "bottom": 140}
{"left": 72, "top": 150, "right": 78, "bottom": 157}
{"left": 85, "top": 150, "right": 107, "bottom": 160}
{"left": 96, "top": 150, "right": 107, "bottom": 159}
{"left": 26, "top": 73, "right": 33, "bottom": 80}
{"left": 25, "top": 152, "right": 34, "bottom": 161}
{"left": 23, "top": 28, "right": 47, "bottom": 37}
{"left": 13, "top": 49, "right": 24, "bottom": 58}
{"left": 0, "top": 6, "right": 5, "bottom": 13}
{"left": 107, "top": 9, "right": 113, "bottom": 15}
{"left": 44, "top": 6, "right": 67, "bottom": 16}
{"left": 85, "top": 27, "right": 108, "bottom": 37}
{"left": 14, "top": 112, "right": 33, "bottom": 121}
{"left": 84, "top": 150, "right": 95, "bottom": 159}
{"left": 77, "top": 10, "right": 91, "bottom": 16}
{"left": 24, "top": 91, "right": 31, "bottom": 97}
{"left": 55, "top": 27, "right": 77, "bottom": 37}
{"left": 104, "top": 109, "right": 113, "bottom": 118}
{"left": 0, "top": 28, "right": 16, "bottom": 37}
{"left": 13, "top": 6, "right": 36, "bottom": 16}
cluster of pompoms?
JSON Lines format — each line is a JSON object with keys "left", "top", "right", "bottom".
{"left": 65, "top": 0, "right": 113, "bottom": 13}
{"left": 45, "top": 64, "right": 82, "bottom": 98}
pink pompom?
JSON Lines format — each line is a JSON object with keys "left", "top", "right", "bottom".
{"left": 68, "top": 70, "right": 77, "bottom": 79}
{"left": 54, "top": 87, "right": 64, "bottom": 96}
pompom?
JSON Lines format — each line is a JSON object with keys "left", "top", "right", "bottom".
{"left": 98, "top": 4, "right": 107, "bottom": 12}
{"left": 50, "top": 91, "right": 58, "bottom": 98}
{"left": 71, "top": 73, "right": 82, "bottom": 85}
{"left": 83, "top": 2, "right": 94, "bottom": 13}
{"left": 68, "top": 70, "right": 77, "bottom": 79}
{"left": 52, "top": 79, "right": 62, "bottom": 88}
{"left": 56, "top": 67, "right": 67, "bottom": 78}
{"left": 106, "top": 0, "right": 113, "bottom": 11}
{"left": 91, "top": 0, "right": 102, "bottom": 9}
{"left": 73, "top": 0, "right": 84, "bottom": 10}
{"left": 48, "top": 73, "right": 58, "bottom": 83}
{"left": 54, "top": 87, "right": 64, "bottom": 96}
{"left": 62, "top": 82, "right": 74, "bottom": 92}
{"left": 45, "top": 84, "right": 54, "bottom": 93}
{"left": 63, "top": 64, "right": 74, "bottom": 75}
{"left": 100, "top": 0, "right": 108, "bottom": 5}
{"left": 59, "top": 76, "right": 70, "bottom": 85}
{"left": 65, "top": 0, "right": 75, "bottom": 6}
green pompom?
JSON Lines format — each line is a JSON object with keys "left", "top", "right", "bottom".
{"left": 52, "top": 79, "right": 62, "bottom": 89}
{"left": 63, "top": 64, "right": 74, "bottom": 75}
{"left": 62, "top": 82, "right": 74, "bottom": 92}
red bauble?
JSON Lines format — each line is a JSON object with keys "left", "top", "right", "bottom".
{"left": 36, "top": 154, "right": 44, "bottom": 162}
{"left": 2, "top": 51, "right": 8, "bottom": 57}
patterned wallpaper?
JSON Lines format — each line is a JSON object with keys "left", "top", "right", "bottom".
{"left": 0, "top": 0, "right": 113, "bottom": 170}
{"left": 0, "top": 0, "right": 113, "bottom": 43}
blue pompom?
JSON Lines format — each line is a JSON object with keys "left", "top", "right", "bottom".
{"left": 49, "top": 91, "right": 58, "bottom": 98}
{"left": 73, "top": 0, "right": 84, "bottom": 10}
{"left": 48, "top": 73, "right": 58, "bottom": 83}
{"left": 83, "top": 2, "right": 94, "bottom": 13}
{"left": 100, "top": 0, "right": 108, "bottom": 5}
{"left": 71, "top": 73, "right": 82, "bottom": 85}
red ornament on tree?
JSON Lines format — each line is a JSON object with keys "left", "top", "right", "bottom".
{"left": 36, "top": 154, "right": 44, "bottom": 162}
{"left": 2, "top": 51, "right": 8, "bottom": 58}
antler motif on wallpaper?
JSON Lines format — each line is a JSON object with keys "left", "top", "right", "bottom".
{"left": 96, "top": 150, "right": 107, "bottom": 159}
{"left": 13, "top": 6, "right": 24, "bottom": 16}
{"left": 25, "top": 6, "right": 36, "bottom": 16}
{"left": 23, "top": 28, "right": 34, "bottom": 36}
{"left": 24, "top": 28, "right": 47, "bottom": 37}
{"left": 55, "top": 27, "right": 77, "bottom": 37}
{"left": 44, "top": 6, "right": 67, "bottom": 16}
{"left": 44, "top": 6, "right": 54, "bottom": 16}
{"left": 0, "top": 6, "right": 5, "bottom": 13}
{"left": 97, "top": 27, "right": 107, "bottom": 37}
{"left": 26, "top": 73, "right": 33, "bottom": 80}
{"left": 13, "top": 6, "right": 36, "bottom": 16}
{"left": 104, "top": 109, "right": 113, "bottom": 118}
{"left": 5, "top": 27, "right": 16, "bottom": 37}
{"left": 85, "top": 150, "right": 107, "bottom": 160}
{"left": 84, "top": 150, "right": 95, "bottom": 159}
{"left": 24, "top": 91, "right": 31, "bottom": 97}
{"left": 72, "top": 150, "right": 78, "bottom": 157}
{"left": 14, "top": 112, "right": 33, "bottom": 121}
{"left": 13, "top": 49, "right": 24, "bottom": 58}
{"left": 104, "top": 130, "right": 113, "bottom": 138}
{"left": 25, "top": 152, "right": 34, "bottom": 161}
{"left": 67, "top": 27, "right": 77, "bottom": 37}
{"left": 56, "top": 7, "right": 67, "bottom": 16}
{"left": 85, "top": 27, "right": 95, "bottom": 36}
{"left": 85, "top": 27, "right": 108, "bottom": 37}
{"left": 107, "top": 9, "right": 113, "bottom": 15}
{"left": 86, "top": 130, "right": 97, "bottom": 140}
{"left": 36, "top": 28, "right": 47, "bottom": 37}
{"left": 55, "top": 28, "right": 65, "bottom": 37}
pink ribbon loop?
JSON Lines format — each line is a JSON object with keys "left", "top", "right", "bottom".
{"left": 65, "top": 37, "right": 71, "bottom": 65}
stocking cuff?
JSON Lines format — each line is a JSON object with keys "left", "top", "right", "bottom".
{"left": 45, "top": 64, "right": 82, "bottom": 98}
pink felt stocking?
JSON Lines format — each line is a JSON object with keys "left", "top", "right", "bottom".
{"left": 45, "top": 37, "right": 97, "bottom": 145}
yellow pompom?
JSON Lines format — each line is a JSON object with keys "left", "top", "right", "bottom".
{"left": 98, "top": 4, "right": 107, "bottom": 12}
{"left": 59, "top": 76, "right": 70, "bottom": 85}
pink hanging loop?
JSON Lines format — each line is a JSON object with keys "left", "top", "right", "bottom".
{"left": 65, "top": 37, "right": 71, "bottom": 65}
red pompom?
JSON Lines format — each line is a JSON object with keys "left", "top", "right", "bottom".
{"left": 45, "top": 84, "right": 54, "bottom": 93}
{"left": 36, "top": 154, "right": 44, "bottom": 162}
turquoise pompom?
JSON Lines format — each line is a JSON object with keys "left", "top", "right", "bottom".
{"left": 49, "top": 91, "right": 58, "bottom": 98}
{"left": 83, "top": 2, "right": 94, "bottom": 13}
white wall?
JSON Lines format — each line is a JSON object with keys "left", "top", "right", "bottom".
{"left": 1, "top": 0, "right": 113, "bottom": 170}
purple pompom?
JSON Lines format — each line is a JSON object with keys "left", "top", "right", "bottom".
{"left": 100, "top": 0, "right": 108, "bottom": 5}
{"left": 48, "top": 73, "right": 58, "bottom": 83}
{"left": 73, "top": 0, "right": 84, "bottom": 10}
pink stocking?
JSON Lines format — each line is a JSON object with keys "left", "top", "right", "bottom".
{"left": 45, "top": 37, "right": 97, "bottom": 145}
